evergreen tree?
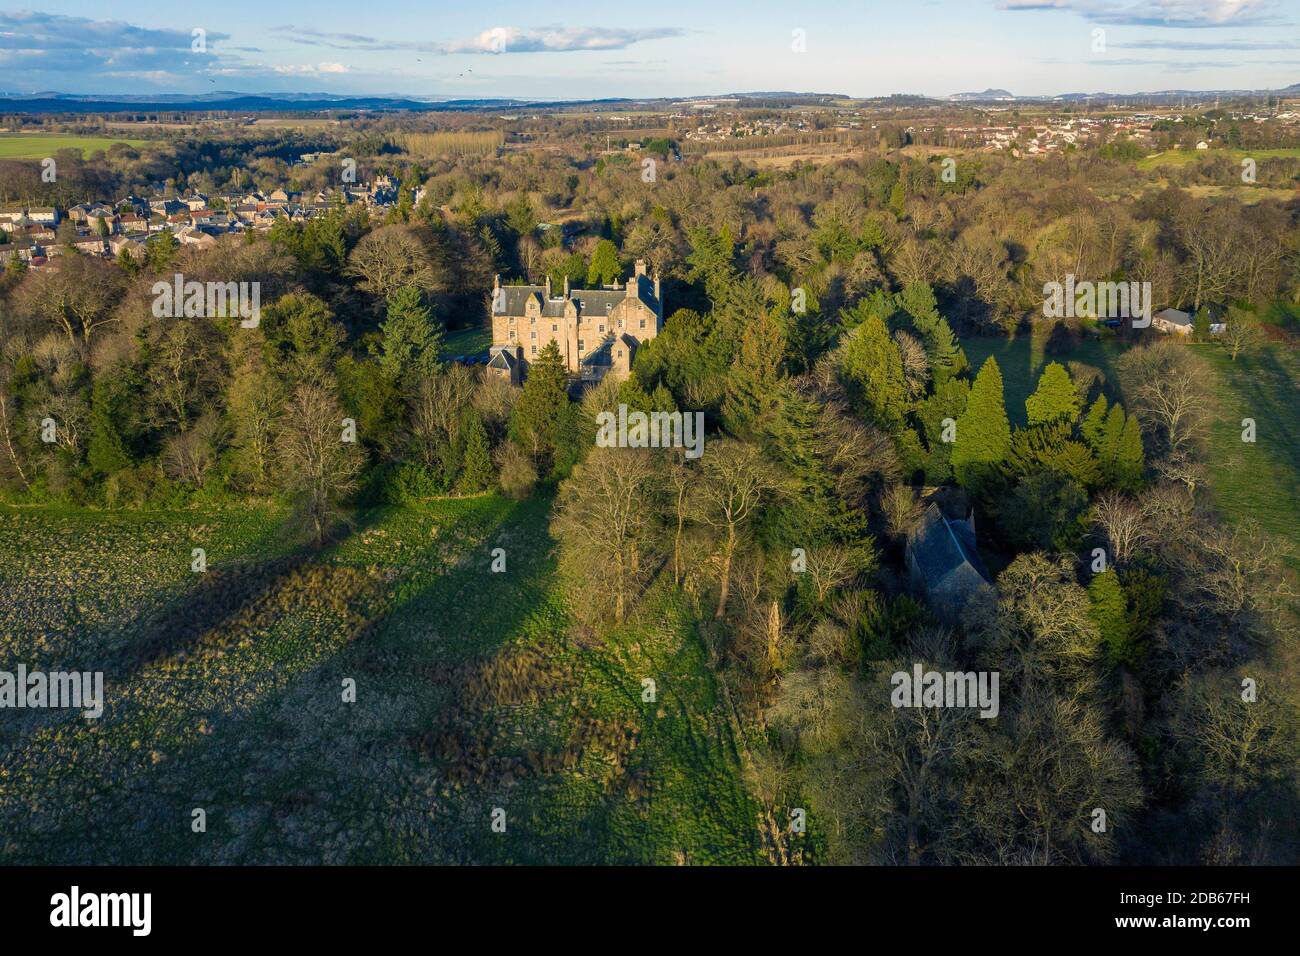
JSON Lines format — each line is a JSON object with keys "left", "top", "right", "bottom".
{"left": 840, "top": 311, "right": 906, "bottom": 430}
{"left": 1081, "top": 394, "right": 1109, "bottom": 449}
{"left": 1025, "top": 361, "right": 1081, "bottom": 427}
{"left": 1113, "top": 413, "right": 1146, "bottom": 490}
{"left": 897, "top": 282, "right": 968, "bottom": 383}
{"left": 1088, "top": 569, "right": 1134, "bottom": 664}
{"left": 378, "top": 285, "right": 442, "bottom": 382}
{"left": 952, "top": 356, "right": 1011, "bottom": 489}
{"left": 509, "top": 341, "right": 570, "bottom": 467}
{"left": 586, "top": 238, "right": 622, "bottom": 286}
{"left": 457, "top": 412, "right": 494, "bottom": 493}
{"left": 1098, "top": 403, "right": 1126, "bottom": 478}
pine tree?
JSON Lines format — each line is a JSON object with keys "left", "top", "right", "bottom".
{"left": 457, "top": 413, "right": 494, "bottom": 493}
{"left": 897, "top": 282, "right": 968, "bottom": 383}
{"left": 952, "top": 356, "right": 1011, "bottom": 489}
{"left": 1025, "top": 361, "right": 1081, "bottom": 427}
{"left": 1088, "top": 569, "right": 1133, "bottom": 664}
{"left": 1081, "top": 394, "right": 1109, "bottom": 449}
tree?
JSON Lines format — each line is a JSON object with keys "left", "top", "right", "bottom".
{"left": 1218, "top": 307, "right": 1263, "bottom": 362}
{"left": 952, "top": 357, "right": 1011, "bottom": 489}
{"left": 1088, "top": 569, "right": 1135, "bottom": 664}
{"left": 551, "top": 446, "right": 660, "bottom": 624}
{"left": 1081, "top": 394, "right": 1108, "bottom": 449}
{"left": 839, "top": 308, "right": 906, "bottom": 429}
{"left": 586, "top": 238, "right": 621, "bottom": 287}
{"left": 508, "top": 341, "right": 570, "bottom": 469}
{"left": 692, "top": 439, "right": 787, "bottom": 619}
{"left": 378, "top": 285, "right": 442, "bottom": 383}
{"left": 346, "top": 224, "right": 441, "bottom": 301}
{"left": 15, "top": 253, "right": 124, "bottom": 345}
{"left": 896, "top": 282, "right": 968, "bottom": 383}
{"left": 456, "top": 412, "right": 494, "bottom": 493}
{"left": 1091, "top": 492, "right": 1152, "bottom": 567}
{"left": 276, "top": 382, "right": 363, "bottom": 547}
{"left": 1025, "top": 362, "right": 1080, "bottom": 427}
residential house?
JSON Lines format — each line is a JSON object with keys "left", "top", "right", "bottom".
{"left": 1152, "top": 308, "right": 1193, "bottom": 335}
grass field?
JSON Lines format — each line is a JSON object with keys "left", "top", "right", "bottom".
{"left": 0, "top": 495, "right": 764, "bottom": 864}
{"left": 441, "top": 324, "right": 492, "bottom": 359}
{"left": 1137, "top": 146, "right": 1300, "bottom": 170}
{"left": 0, "top": 134, "right": 147, "bottom": 159}
{"left": 1197, "top": 345, "right": 1300, "bottom": 572}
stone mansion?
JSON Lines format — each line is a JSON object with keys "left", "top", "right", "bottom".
{"left": 487, "top": 260, "right": 664, "bottom": 386}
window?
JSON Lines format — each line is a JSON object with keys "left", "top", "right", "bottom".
{"left": 530, "top": 331, "right": 537, "bottom": 340}
{"left": 598, "top": 324, "right": 605, "bottom": 334}
{"left": 552, "top": 324, "right": 558, "bottom": 332}
{"left": 578, "top": 340, "right": 585, "bottom": 352}
{"left": 529, "top": 316, "right": 536, "bottom": 324}
{"left": 639, "top": 319, "right": 646, "bottom": 329}
{"left": 530, "top": 345, "right": 537, "bottom": 355}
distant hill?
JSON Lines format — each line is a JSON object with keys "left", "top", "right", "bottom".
{"left": 949, "top": 89, "right": 1016, "bottom": 102}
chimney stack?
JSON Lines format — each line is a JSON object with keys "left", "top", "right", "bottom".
{"left": 545, "top": 274, "right": 552, "bottom": 297}
{"left": 563, "top": 275, "right": 570, "bottom": 297}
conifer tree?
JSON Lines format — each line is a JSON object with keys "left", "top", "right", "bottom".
{"left": 1113, "top": 413, "right": 1145, "bottom": 490}
{"left": 1025, "top": 361, "right": 1081, "bottom": 427}
{"left": 457, "top": 412, "right": 494, "bottom": 493}
{"left": 1081, "top": 394, "right": 1109, "bottom": 449}
{"left": 952, "top": 356, "right": 1011, "bottom": 489}
{"left": 1088, "top": 569, "right": 1133, "bottom": 664}
{"left": 1099, "top": 403, "right": 1126, "bottom": 476}
{"left": 897, "top": 282, "right": 968, "bottom": 384}
{"left": 509, "top": 341, "right": 570, "bottom": 465}
{"left": 840, "top": 311, "right": 906, "bottom": 430}
{"left": 586, "top": 238, "right": 622, "bottom": 286}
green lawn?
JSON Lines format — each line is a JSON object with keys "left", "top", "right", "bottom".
{"left": 0, "top": 133, "right": 147, "bottom": 160}
{"left": 441, "top": 324, "right": 492, "bottom": 359}
{"left": 0, "top": 495, "right": 763, "bottom": 864}
{"left": 1197, "top": 345, "right": 1300, "bottom": 571}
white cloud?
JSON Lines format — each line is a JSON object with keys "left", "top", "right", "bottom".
{"left": 1000, "top": 0, "right": 1282, "bottom": 27}
{"left": 444, "top": 25, "right": 684, "bottom": 54}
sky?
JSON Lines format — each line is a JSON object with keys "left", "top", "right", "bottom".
{"left": 0, "top": 0, "right": 1296, "bottom": 99}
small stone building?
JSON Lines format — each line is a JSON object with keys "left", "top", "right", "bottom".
{"left": 906, "top": 502, "right": 995, "bottom": 622}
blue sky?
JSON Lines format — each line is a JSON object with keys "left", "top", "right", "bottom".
{"left": 1, "top": 1, "right": 1296, "bottom": 98}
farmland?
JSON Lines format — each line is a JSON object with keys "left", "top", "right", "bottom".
{"left": 0, "top": 133, "right": 147, "bottom": 159}
{"left": 0, "top": 496, "right": 764, "bottom": 865}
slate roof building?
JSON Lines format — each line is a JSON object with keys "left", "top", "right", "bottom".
{"left": 489, "top": 259, "right": 663, "bottom": 384}
{"left": 906, "top": 502, "right": 994, "bottom": 621}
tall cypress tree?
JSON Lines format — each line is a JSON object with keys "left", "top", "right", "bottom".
{"left": 457, "top": 412, "right": 494, "bottom": 493}
{"left": 509, "top": 341, "right": 570, "bottom": 466}
{"left": 897, "top": 282, "right": 968, "bottom": 384}
{"left": 952, "top": 356, "right": 1011, "bottom": 489}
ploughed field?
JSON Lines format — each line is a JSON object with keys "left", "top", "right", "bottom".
{"left": 0, "top": 497, "right": 764, "bottom": 864}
